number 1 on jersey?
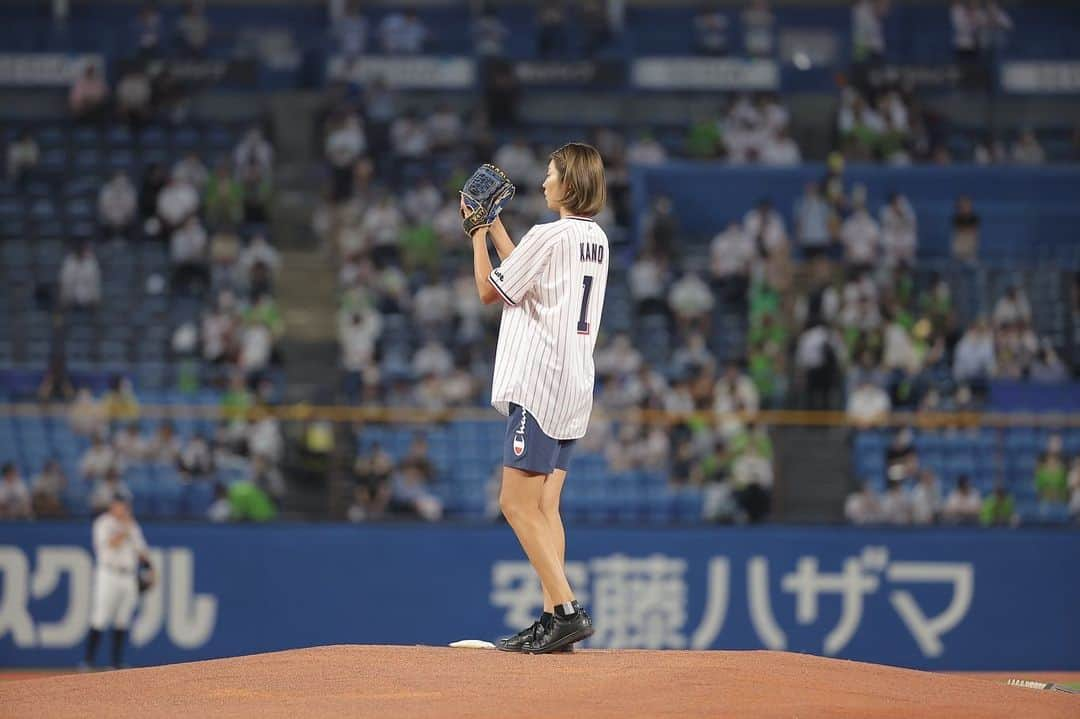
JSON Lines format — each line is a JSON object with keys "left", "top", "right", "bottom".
{"left": 576, "top": 275, "right": 594, "bottom": 335}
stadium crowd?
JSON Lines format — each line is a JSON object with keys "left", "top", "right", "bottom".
{"left": 2, "top": 1, "right": 1078, "bottom": 526}
{"left": 842, "top": 432, "right": 1080, "bottom": 527}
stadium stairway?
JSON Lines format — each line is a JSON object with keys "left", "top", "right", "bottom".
{"left": 278, "top": 249, "right": 338, "bottom": 396}
{"left": 773, "top": 426, "right": 851, "bottom": 523}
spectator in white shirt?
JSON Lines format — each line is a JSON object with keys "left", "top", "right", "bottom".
{"left": 942, "top": 475, "right": 982, "bottom": 524}
{"left": 340, "top": 308, "right": 382, "bottom": 374}
{"left": 379, "top": 10, "right": 428, "bottom": 53}
{"left": 234, "top": 127, "right": 274, "bottom": 181}
{"left": 99, "top": 170, "right": 137, "bottom": 233}
{"left": 668, "top": 272, "right": 714, "bottom": 334}
{"left": 493, "top": 137, "right": 542, "bottom": 188}
{"left": 909, "top": 470, "right": 942, "bottom": 525}
{"left": 741, "top": 0, "right": 774, "bottom": 56}
{"left": 427, "top": 104, "right": 463, "bottom": 150}
{"left": 743, "top": 198, "right": 788, "bottom": 258}
{"left": 714, "top": 362, "right": 760, "bottom": 417}
{"left": 847, "top": 379, "right": 891, "bottom": 428}
{"left": 953, "top": 318, "right": 996, "bottom": 382}
{"left": 1068, "top": 457, "right": 1080, "bottom": 520}
{"left": 852, "top": 0, "right": 886, "bottom": 63}
{"left": 794, "top": 182, "right": 832, "bottom": 259}
{"left": 362, "top": 195, "right": 404, "bottom": 265}
{"left": 69, "top": 388, "right": 106, "bottom": 437}
{"left": 413, "top": 281, "right": 454, "bottom": 332}
{"left": 879, "top": 192, "right": 917, "bottom": 267}
{"left": 472, "top": 6, "right": 508, "bottom": 57}
{"left": 332, "top": 0, "right": 368, "bottom": 57}
{"left": 844, "top": 481, "right": 882, "bottom": 525}
{"left": 412, "top": 339, "right": 453, "bottom": 378}
{"left": 879, "top": 482, "right": 912, "bottom": 525}
{"left": 172, "top": 153, "right": 209, "bottom": 192}
{"left": 760, "top": 127, "right": 801, "bottom": 166}
{"left": 710, "top": 221, "right": 755, "bottom": 284}
{"left": 795, "top": 322, "right": 845, "bottom": 409}
{"left": 248, "top": 412, "right": 283, "bottom": 466}
{"left": 237, "top": 234, "right": 280, "bottom": 295}
{"left": 59, "top": 242, "right": 102, "bottom": 308}
{"left": 1011, "top": 130, "right": 1045, "bottom": 165}
{"left": 157, "top": 176, "right": 199, "bottom": 230}
{"left": 672, "top": 332, "right": 716, "bottom": 379}
{"left": 170, "top": 216, "right": 209, "bottom": 291}
{"left": 239, "top": 322, "right": 274, "bottom": 376}
{"left": 326, "top": 112, "right": 366, "bottom": 201}
{"left": 694, "top": 7, "right": 728, "bottom": 55}
{"left": 841, "top": 199, "right": 880, "bottom": 272}
{"left": 116, "top": 69, "right": 151, "bottom": 126}
{"left": 114, "top": 423, "right": 147, "bottom": 463}
{"left": 991, "top": 286, "right": 1031, "bottom": 328}
{"left": 390, "top": 112, "right": 431, "bottom": 158}
{"left": 628, "top": 252, "right": 670, "bottom": 317}
{"left": 402, "top": 177, "right": 442, "bottom": 224}
{"left": 593, "top": 332, "right": 643, "bottom": 380}
{"left": 951, "top": 0, "right": 979, "bottom": 61}
{"left": 88, "top": 466, "right": 133, "bottom": 515}
{"left": 178, "top": 434, "right": 215, "bottom": 479}
{"left": 146, "top": 421, "right": 182, "bottom": 464}
{"left": 80, "top": 432, "right": 117, "bottom": 481}
{"left": 0, "top": 463, "right": 33, "bottom": 520}
{"left": 7, "top": 131, "right": 39, "bottom": 187}
{"left": 882, "top": 319, "right": 920, "bottom": 373}
{"left": 626, "top": 134, "right": 668, "bottom": 166}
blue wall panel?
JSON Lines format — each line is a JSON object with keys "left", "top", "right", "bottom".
{"left": 1, "top": 523, "right": 1077, "bottom": 670}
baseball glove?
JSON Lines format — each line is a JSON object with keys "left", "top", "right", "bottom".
{"left": 137, "top": 556, "right": 155, "bottom": 595}
{"left": 460, "top": 163, "right": 515, "bottom": 237}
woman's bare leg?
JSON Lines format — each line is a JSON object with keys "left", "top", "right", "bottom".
{"left": 539, "top": 469, "right": 567, "bottom": 613}
{"left": 499, "top": 467, "right": 574, "bottom": 607}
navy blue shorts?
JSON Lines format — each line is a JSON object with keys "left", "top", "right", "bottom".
{"left": 503, "top": 403, "right": 576, "bottom": 475}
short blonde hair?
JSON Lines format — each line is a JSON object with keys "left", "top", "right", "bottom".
{"left": 550, "top": 142, "right": 606, "bottom": 217}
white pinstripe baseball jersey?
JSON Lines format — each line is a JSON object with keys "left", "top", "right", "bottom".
{"left": 488, "top": 216, "right": 609, "bottom": 440}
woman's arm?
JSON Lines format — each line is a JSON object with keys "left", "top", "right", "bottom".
{"left": 488, "top": 217, "right": 516, "bottom": 261}
{"left": 471, "top": 228, "right": 500, "bottom": 305}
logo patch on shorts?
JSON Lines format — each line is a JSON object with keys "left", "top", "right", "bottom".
{"left": 513, "top": 409, "right": 527, "bottom": 456}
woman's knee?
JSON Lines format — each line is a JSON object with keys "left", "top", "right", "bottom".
{"left": 499, "top": 486, "right": 535, "bottom": 521}
{"left": 539, "top": 493, "right": 561, "bottom": 519}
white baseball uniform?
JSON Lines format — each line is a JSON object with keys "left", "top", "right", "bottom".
{"left": 488, "top": 216, "right": 609, "bottom": 440}
{"left": 90, "top": 513, "right": 148, "bottom": 631}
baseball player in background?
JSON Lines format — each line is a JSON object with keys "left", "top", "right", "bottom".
{"left": 466, "top": 143, "right": 609, "bottom": 654}
{"left": 82, "top": 493, "right": 153, "bottom": 670}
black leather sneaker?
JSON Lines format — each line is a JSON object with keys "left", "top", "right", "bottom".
{"left": 522, "top": 607, "right": 593, "bottom": 654}
{"left": 496, "top": 621, "right": 541, "bottom": 652}
{"left": 497, "top": 618, "right": 575, "bottom": 653}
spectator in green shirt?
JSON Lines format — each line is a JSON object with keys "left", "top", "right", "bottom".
{"left": 980, "top": 484, "right": 1017, "bottom": 527}
{"left": 205, "top": 162, "right": 244, "bottom": 227}
{"left": 729, "top": 422, "right": 774, "bottom": 523}
{"left": 1034, "top": 435, "right": 1069, "bottom": 503}
{"left": 245, "top": 293, "right": 284, "bottom": 338}
{"left": 221, "top": 372, "right": 253, "bottom": 423}
{"left": 228, "top": 481, "right": 277, "bottom": 522}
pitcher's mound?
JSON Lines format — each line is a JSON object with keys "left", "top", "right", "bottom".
{"left": 6, "top": 645, "right": 1077, "bottom": 718}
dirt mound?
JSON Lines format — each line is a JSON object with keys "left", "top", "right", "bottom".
{"left": 5, "top": 645, "right": 1076, "bottom": 718}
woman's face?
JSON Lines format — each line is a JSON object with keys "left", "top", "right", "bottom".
{"left": 542, "top": 160, "right": 563, "bottom": 212}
